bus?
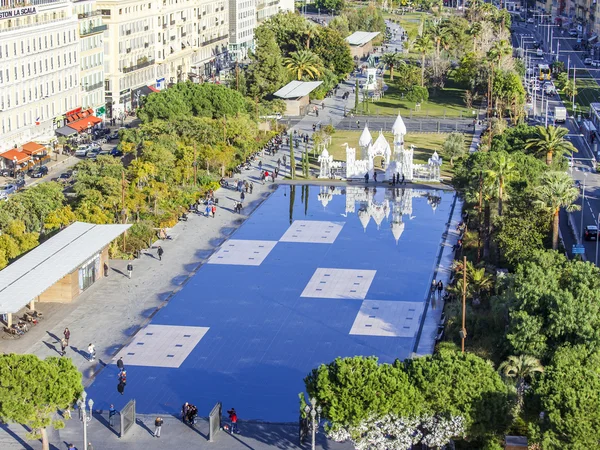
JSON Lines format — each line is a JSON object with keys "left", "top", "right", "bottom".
{"left": 539, "top": 64, "right": 551, "bottom": 81}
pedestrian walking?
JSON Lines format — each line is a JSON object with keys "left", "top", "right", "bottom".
{"left": 127, "top": 262, "right": 133, "bottom": 279}
{"left": 431, "top": 279, "right": 437, "bottom": 293}
{"left": 240, "top": 191, "right": 245, "bottom": 203}
{"left": 117, "top": 381, "right": 125, "bottom": 395}
{"left": 364, "top": 172, "right": 369, "bottom": 183}
{"left": 373, "top": 172, "right": 378, "bottom": 183}
{"left": 157, "top": 246, "right": 163, "bottom": 261}
{"left": 117, "top": 357, "right": 124, "bottom": 372}
{"left": 392, "top": 173, "right": 396, "bottom": 186}
{"left": 109, "top": 404, "right": 117, "bottom": 427}
{"left": 401, "top": 174, "right": 405, "bottom": 185}
{"left": 63, "top": 327, "right": 70, "bottom": 346}
{"left": 277, "top": 158, "right": 281, "bottom": 169}
{"left": 87, "top": 343, "right": 96, "bottom": 362}
{"left": 249, "top": 182, "right": 254, "bottom": 194}
{"left": 283, "top": 155, "right": 287, "bottom": 166}
{"left": 154, "top": 416, "right": 163, "bottom": 438}
{"left": 211, "top": 204, "right": 216, "bottom": 218}
{"left": 356, "top": 120, "right": 360, "bottom": 129}
{"left": 60, "top": 338, "right": 67, "bottom": 356}
{"left": 258, "top": 160, "right": 263, "bottom": 171}
{"left": 227, "top": 408, "right": 239, "bottom": 434}
{"left": 437, "top": 281, "right": 444, "bottom": 298}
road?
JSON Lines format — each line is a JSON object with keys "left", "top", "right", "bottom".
{"left": 512, "top": 21, "right": 600, "bottom": 262}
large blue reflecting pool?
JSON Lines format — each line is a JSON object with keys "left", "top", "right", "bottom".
{"left": 88, "top": 185, "right": 455, "bottom": 422}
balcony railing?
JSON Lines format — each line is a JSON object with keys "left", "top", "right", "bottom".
{"left": 122, "top": 59, "right": 155, "bottom": 73}
{"left": 80, "top": 24, "right": 108, "bottom": 37}
{"left": 77, "top": 10, "right": 102, "bottom": 19}
{"left": 125, "top": 29, "right": 131, "bottom": 35}
{"left": 83, "top": 81, "right": 104, "bottom": 92}
{"left": 202, "top": 35, "right": 227, "bottom": 47}
{"left": 170, "top": 19, "right": 175, "bottom": 25}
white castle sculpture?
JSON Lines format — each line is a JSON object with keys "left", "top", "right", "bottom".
{"left": 318, "top": 113, "right": 443, "bottom": 182}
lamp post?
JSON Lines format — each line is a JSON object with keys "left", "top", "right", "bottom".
{"left": 596, "top": 213, "right": 600, "bottom": 266}
{"left": 76, "top": 391, "right": 94, "bottom": 450}
{"left": 579, "top": 172, "right": 588, "bottom": 241}
{"left": 13, "top": 156, "right": 17, "bottom": 180}
{"left": 304, "top": 398, "right": 321, "bottom": 450}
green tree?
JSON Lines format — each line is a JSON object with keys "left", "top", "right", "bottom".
{"left": 531, "top": 345, "right": 600, "bottom": 449}
{"left": 467, "top": 22, "right": 483, "bottom": 53}
{"left": 381, "top": 53, "right": 403, "bottom": 81}
{"left": 442, "top": 132, "right": 466, "bottom": 166}
{"left": 283, "top": 50, "right": 322, "bottom": 81}
{"left": 247, "top": 27, "right": 288, "bottom": 99}
{"left": 562, "top": 79, "right": 578, "bottom": 100}
{"left": 304, "top": 356, "right": 426, "bottom": 431}
{"left": 312, "top": 27, "right": 353, "bottom": 77}
{"left": 533, "top": 171, "right": 579, "bottom": 250}
{"left": 525, "top": 125, "right": 577, "bottom": 166}
{"left": 505, "top": 251, "right": 600, "bottom": 359}
{"left": 405, "top": 347, "right": 512, "bottom": 439}
{"left": 405, "top": 85, "right": 429, "bottom": 103}
{"left": 485, "top": 150, "right": 517, "bottom": 216}
{"left": 428, "top": 22, "right": 450, "bottom": 58}
{"left": 0, "top": 354, "right": 83, "bottom": 450}
{"left": 498, "top": 355, "right": 543, "bottom": 408}
{"left": 314, "top": 0, "right": 345, "bottom": 13}
{"left": 413, "top": 34, "right": 433, "bottom": 86}
{"left": 395, "top": 63, "right": 422, "bottom": 91}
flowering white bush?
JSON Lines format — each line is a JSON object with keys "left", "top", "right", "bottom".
{"left": 327, "top": 413, "right": 465, "bottom": 450}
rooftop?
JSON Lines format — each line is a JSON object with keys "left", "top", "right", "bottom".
{"left": 0, "top": 222, "right": 130, "bottom": 314}
{"left": 345, "top": 31, "right": 381, "bottom": 47}
{"left": 272, "top": 80, "right": 323, "bottom": 99}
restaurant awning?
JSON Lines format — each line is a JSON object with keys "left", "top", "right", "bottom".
{"left": 21, "top": 142, "right": 46, "bottom": 155}
{"left": 0, "top": 149, "right": 31, "bottom": 164}
{"left": 55, "top": 126, "right": 78, "bottom": 137}
{"left": 67, "top": 115, "right": 102, "bottom": 132}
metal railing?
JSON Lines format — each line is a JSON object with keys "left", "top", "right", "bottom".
{"left": 202, "top": 35, "right": 227, "bottom": 47}
{"left": 81, "top": 24, "right": 107, "bottom": 37}
{"left": 77, "top": 10, "right": 102, "bottom": 19}
{"left": 122, "top": 59, "right": 155, "bottom": 73}
{"left": 83, "top": 81, "right": 103, "bottom": 91}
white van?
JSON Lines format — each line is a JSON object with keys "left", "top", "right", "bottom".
{"left": 75, "top": 145, "right": 90, "bottom": 157}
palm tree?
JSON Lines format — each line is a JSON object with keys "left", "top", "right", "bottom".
{"left": 428, "top": 22, "right": 449, "bottom": 58}
{"left": 534, "top": 171, "right": 580, "bottom": 250}
{"left": 562, "top": 79, "right": 578, "bottom": 100}
{"left": 488, "top": 39, "right": 512, "bottom": 68}
{"left": 413, "top": 34, "right": 433, "bottom": 87}
{"left": 303, "top": 24, "right": 319, "bottom": 50}
{"left": 381, "top": 53, "right": 403, "bottom": 81}
{"left": 499, "top": 355, "right": 544, "bottom": 408}
{"left": 468, "top": 22, "right": 483, "bottom": 53}
{"left": 525, "top": 125, "right": 577, "bottom": 166}
{"left": 468, "top": 265, "right": 493, "bottom": 305}
{"left": 283, "top": 50, "right": 322, "bottom": 81}
{"left": 485, "top": 151, "right": 517, "bottom": 216}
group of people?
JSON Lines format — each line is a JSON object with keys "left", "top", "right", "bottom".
{"left": 181, "top": 402, "right": 199, "bottom": 424}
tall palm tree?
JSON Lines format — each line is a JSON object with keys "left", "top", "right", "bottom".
{"left": 428, "top": 22, "right": 449, "bottom": 58}
{"left": 534, "top": 171, "right": 580, "bottom": 250}
{"left": 381, "top": 53, "right": 403, "bottom": 81}
{"left": 413, "top": 34, "right": 433, "bottom": 87}
{"left": 283, "top": 50, "right": 322, "bottom": 81}
{"left": 499, "top": 355, "right": 544, "bottom": 408}
{"left": 467, "top": 22, "right": 482, "bottom": 53}
{"left": 485, "top": 151, "right": 517, "bottom": 216}
{"left": 303, "top": 24, "right": 319, "bottom": 50}
{"left": 487, "top": 39, "right": 512, "bottom": 68}
{"left": 525, "top": 125, "right": 577, "bottom": 166}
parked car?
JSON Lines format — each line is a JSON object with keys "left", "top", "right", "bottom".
{"left": 0, "top": 184, "right": 17, "bottom": 199}
{"left": 584, "top": 225, "right": 599, "bottom": 241}
{"left": 75, "top": 145, "right": 90, "bottom": 157}
{"left": 536, "top": 48, "right": 544, "bottom": 57}
{"left": 592, "top": 60, "right": 600, "bottom": 67}
{"left": 584, "top": 57, "right": 593, "bottom": 65}
{"left": 110, "top": 147, "right": 123, "bottom": 157}
{"left": 86, "top": 149, "right": 100, "bottom": 159}
{"left": 15, "top": 177, "right": 25, "bottom": 190}
{"left": 527, "top": 17, "right": 534, "bottom": 23}
{"left": 108, "top": 131, "right": 119, "bottom": 140}
{"left": 29, "top": 165, "right": 49, "bottom": 178}
{"left": 569, "top": 29, "right": 579, "bottom": 37}
{"left": 97, "top": 149, "right": 111, "bottom": 156}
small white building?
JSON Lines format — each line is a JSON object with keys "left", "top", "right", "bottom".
{"left": 273, "top": 80, "right": 323, "bottom": 116}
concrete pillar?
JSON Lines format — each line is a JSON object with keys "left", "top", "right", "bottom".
{"left": 6, "top": 313, "right": 12, "bottom": 327}
{"left": 29, "top": 300, "right": 35, "bottom": 311}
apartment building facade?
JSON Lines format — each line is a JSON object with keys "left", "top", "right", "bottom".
{"left": 0, "top": 0, "right": 80, "bottom": 151}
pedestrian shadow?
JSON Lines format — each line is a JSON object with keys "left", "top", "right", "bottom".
{"left": 110, "top": 267, "right": 127, "bottom": 278}
{"left": 135, "top": 417, "right": 155, "bottom": 437}
{"left": 46, "top": 331, "right": 61, "bottom": 343}
{"left": 93, "top": 411, "right": 120, "bottom": 437}
{"left": 70, "top": 346, "right": 89, "bottom": 360}
{"left": 42, "top": 340, "right": 61, "bottom": 355}
{"left": 0, "top": 423, "right": 35, "bottom": 450}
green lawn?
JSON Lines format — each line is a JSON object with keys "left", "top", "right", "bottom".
{"left": 568, "top": 76, "right": 600, "bottom": 116}
{"left": 327, "top": 130, "right": 462, "bottom": 179}
{"left": 364, "top": 74, "right": 474, "bottom": 118}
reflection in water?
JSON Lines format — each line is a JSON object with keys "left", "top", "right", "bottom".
{"left": 317, "top": 186, "right": 443, "bottom": 243}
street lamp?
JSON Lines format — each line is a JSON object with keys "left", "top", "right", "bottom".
{"left": 579, "top": 172, "right": 588, "bottom": 242}
{"left": 76, "top": 390, "right": 94, "bottom": 450}
{"left": 304, "top": 398, "right": 321, "bottom": 450}
{"left": 12, "top": 156, "right": 17, "bottom": 180}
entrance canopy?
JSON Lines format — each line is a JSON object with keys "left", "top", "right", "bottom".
{"left": 0, "top": 222, "right": 131, "bottom": 314}
{"left": 21, "top": 142, "right": 46, "bottom": 155}
{"left": 55, "top": 126, "right": 78, "bottom": 137}
{"left": 67, "top": 115, "right": 102, "bottom": 132}
{"left": 0, "top": 149, "right": 31, "bottom": 164}
{"left": 273, "top": 81, "right": 323, "bottom": 100}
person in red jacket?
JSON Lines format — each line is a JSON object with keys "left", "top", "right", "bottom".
{"left": 227, "top": 408, "right": 239, "bottom": 434}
